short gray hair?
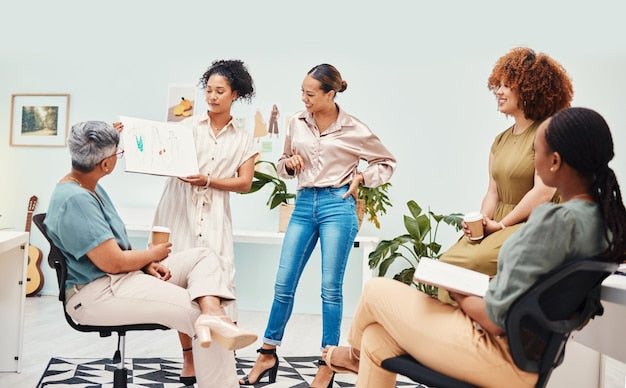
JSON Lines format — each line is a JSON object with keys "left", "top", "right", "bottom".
{"left": 68, "top": 121, "right": 119, "bottom": 172}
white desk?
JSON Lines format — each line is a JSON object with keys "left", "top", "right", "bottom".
{"left": 232, "top": 229, "right": 378, "bottom": 290}
{"left": 120, "top": 208, "right": 379, "bottom": 290}
{"left": 546, "top": 274, "right": 626, "bottom": 387}
{"left": 0, "top": 231, "right": 28, "bottom": 373}
{"left": 126, "top": 224, "right": 378, "bottom": 290}
{"left": 571, "top": 274, "right": 626, "bottom": 363}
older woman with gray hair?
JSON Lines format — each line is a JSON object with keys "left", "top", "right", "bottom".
{"left": 44, "top": 120, "right": 257, "bottom": 387}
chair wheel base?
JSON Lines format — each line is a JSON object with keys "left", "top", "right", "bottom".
{"left": 113, "top": 368, "right": 128, "bottom": 388}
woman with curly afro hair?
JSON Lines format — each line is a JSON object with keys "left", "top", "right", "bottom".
{"left": 438, "top": 47, "right": 574, "bottom": 305}
{"left": 153, "top": 59, "right": 259, "bottom": 386}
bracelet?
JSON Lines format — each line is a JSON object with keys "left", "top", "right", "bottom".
{"left": 499, "top": 221, "right": 506, "bottom": 230}
{"left": 204, "top": 175, "right": 211, "bottom": 188}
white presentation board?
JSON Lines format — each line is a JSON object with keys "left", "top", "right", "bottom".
{"left": 119, "top": 116, "right": 199, "bottom": 177}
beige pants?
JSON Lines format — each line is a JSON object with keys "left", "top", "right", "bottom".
{"left": 66, "top": 247, "right": 239, "bottom": 388}
{"left": 347, "top": 277, "right": 538, "bottom": 388}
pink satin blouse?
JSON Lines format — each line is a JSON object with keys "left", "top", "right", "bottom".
{"left": 277, "top": 105, "right": 396, "bottom": 189}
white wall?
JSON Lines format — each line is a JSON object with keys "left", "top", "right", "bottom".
{"left": 1, "top": 1, "right": 625, "bottom": 314}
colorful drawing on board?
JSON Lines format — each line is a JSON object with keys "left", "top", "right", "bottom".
{"left": 135, "top": 135, "right": 144, "bottom": 152}
{"left": 119, "top": 116, "right": 198, "bottom": 177}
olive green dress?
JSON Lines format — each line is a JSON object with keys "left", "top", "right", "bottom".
{"left": 438, "top": 121, "right": 542, "bottom": 304}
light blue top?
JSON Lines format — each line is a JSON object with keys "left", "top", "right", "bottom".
{"left": 44, "top": 182, "right": 131, "bottom": 290}
{"left": 485, "top": 200, "right": 609, "bottom": 329}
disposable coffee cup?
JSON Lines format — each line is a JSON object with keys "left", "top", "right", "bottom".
{"left": 463, "top": 212, "right": 484, "bottom": 241}
{"left": 151, "top": 226, "right": 171, "bottom": 245}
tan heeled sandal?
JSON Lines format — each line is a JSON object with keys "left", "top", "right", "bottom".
{"left": 323, "top": 346, "right": 359, "bottom": 374}
{"left": 194, "top": 315, "right": 257, "bottom": 350}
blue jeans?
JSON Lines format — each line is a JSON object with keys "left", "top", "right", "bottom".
{"left": 263, "top": 186, "right": 359, "bottom": 349}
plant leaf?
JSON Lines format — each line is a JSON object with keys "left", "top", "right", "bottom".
{"left": 403, "top": 215, "right": 422, "bottom": 241}
{"left": 405, "top": 214, "right": 431, "bottom": 242}
{"left": 247, "top": 180, "right": 267, "bottom": 193}
{"left": 367, "top": 199, "right": 462, "bottom": 293}
{"left": 443, "top": 213, "right": 464, "bottom": 231}
{"left": 253, "top": 170, "right": 278, "bottom": 182}
{"left": 255, "top": 160, "right": 278, "bottom": 174}
{"left": 393, "top": 267, "right": 415, "bottom": 286}
{"left": 369, "top": 240, "right": 393, "bottom": 268}
{"left": 407, "top": 200, "right": 422, "bottom": 219}
{"left": 429, "top": 211, "right": 444, "bottom": 223}
{"left": 378, "top": 253, "right": 401, "bottom": 276}
{"left": 413, "top": 241, "right": 429, "bottom": 258}
{"left": 427, "top": 241, "right": 442, "bottom": 256}
{"left": 358, "top": 183, "right": 392, "bottom": 229}
{"left": 269, "top": 195, "right": 284, "bottom": 209}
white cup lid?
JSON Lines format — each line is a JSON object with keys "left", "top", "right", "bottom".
{"left": 151, "top": 226, "right": 171, "bottom": 233}
{"left": 463, "top": 212, "right": 483, "bottom": 222}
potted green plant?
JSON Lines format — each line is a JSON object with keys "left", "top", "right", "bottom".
{"left": 357, "top": 182, "right": 392, "bottom": 229}
{"left": 246, "top": 160, "right": 394, "bottom": 232}
{"left": 245, "top": 160, "right": 296, "bottom": 232}
{"left": 368, "top": 200, "right": 463, "bottom": 296}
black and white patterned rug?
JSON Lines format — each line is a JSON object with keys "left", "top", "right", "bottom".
{"left": 38, "top": 356, "right": 423, "bottom": 387}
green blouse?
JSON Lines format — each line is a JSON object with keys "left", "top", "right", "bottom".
{"left": 44, "top": 182, "right": 131, "bottom": 290}
{"left": 485, "top": 200, "right": 609, "bottom": 329}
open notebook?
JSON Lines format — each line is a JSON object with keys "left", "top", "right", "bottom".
{"left": 413, "top": 257, "right": 490, "bottom": 297}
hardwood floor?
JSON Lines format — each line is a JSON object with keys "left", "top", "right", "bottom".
{"left": 0, "top": 295, "right": 353, "bottom": 387}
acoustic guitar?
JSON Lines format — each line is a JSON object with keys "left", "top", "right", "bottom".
{"left": 25, "top": 195, "right": 44, "bottom": 296}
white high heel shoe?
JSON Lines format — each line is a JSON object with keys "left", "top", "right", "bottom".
{"left": 194, "top": 315, "right": 257, "bottom": 350}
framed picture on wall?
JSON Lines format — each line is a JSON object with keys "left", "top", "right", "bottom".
{"left": 10, "top": 93, "right": 70, "bottom": 147}
{"left": 166, "top": 84, "right": 196, "bottom": 122}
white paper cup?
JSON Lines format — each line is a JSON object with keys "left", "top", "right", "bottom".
{"left": 463, "top": 212, "right": 484, "bottom": 241}
{"left": 151, "top": 226, "right": 171, "bottom": 245}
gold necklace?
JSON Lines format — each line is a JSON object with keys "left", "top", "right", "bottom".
{"left": 66, "top": 176, "right": 86, "bottom": 188}
{"left": 65, "top": 176, "right": 104, "bottom": 205}
{"left": 209, "top": 114, "right": 231, "bottom": 133}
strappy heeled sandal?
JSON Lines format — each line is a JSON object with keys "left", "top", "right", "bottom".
{"left": 312, "top": 359, "right": 335, "bottom": 388}
{"left": 180, "top": 347, "right": 196, "bottom": 386}
{"left": 239, "top": 347, "right": 279, "bottom": 385}
{"left": 323, "top": 346, "right": 359, "bottom": 374}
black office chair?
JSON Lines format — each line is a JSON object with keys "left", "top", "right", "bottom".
{"left": 381, "top": 258, "right": 618, "bottom": 388}
{"left": 33, "top": 213, "right": 169, "bottom": 388}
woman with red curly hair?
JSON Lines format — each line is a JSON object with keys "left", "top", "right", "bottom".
{"left": 438, "top": 47, "right": 573, "bottom": 304}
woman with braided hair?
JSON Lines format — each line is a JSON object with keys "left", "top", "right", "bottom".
{"left": 321, "top": 107, "right": 625, "bottom": 387}
{"left": 439, "top": 47, "right": 574, "bottom": 304}
{"left": 541, "top": 107, "right": 625, "bottom": 258}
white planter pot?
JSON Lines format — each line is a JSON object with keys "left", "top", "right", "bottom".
{"left": 278, "top": 203, "right": 295, "bottom": 233}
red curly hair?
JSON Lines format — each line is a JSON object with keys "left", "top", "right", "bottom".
{"left": 487, "top": 47, "right": 573, "bottom": 121}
